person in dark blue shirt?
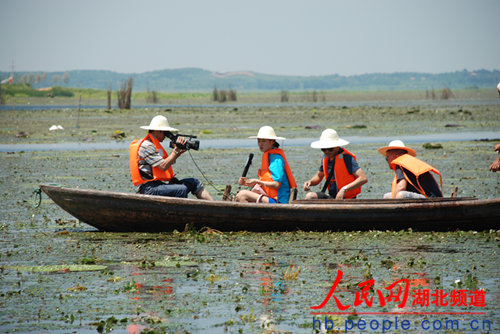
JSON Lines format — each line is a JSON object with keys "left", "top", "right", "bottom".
{"left": 304, "top": 129, "right": 367, "bottom": 199}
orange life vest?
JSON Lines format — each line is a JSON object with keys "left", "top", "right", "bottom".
{"left": 129, "top": 133, "right": 174, "bottom": 186}
{"left": 258, "top": 148, "right": 297, "bottom": 202}
{"left": 322, "top": 149, "right": 361, "bottom": 199}
{"left": 390, "top": 154, "right": 443, "bottom": 198}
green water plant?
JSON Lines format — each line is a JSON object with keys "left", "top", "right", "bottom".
{"left": 7, "top": 264, "right": 107, "bottom": 273}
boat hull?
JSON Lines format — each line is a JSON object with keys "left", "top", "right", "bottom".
{"left": 40, "top": 184, "right": 500, "bottom": 232}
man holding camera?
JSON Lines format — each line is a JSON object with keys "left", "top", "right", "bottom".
{"left": 129, "top": 115, "right": 213, "bottom": 200}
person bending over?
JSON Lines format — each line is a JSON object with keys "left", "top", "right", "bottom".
{"left": 378, "top": 140, "right": 442, "bottom": 199}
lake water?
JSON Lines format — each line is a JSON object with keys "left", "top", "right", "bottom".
{"left": 0, "top": 103, "right": 498, "bottom": 333}
{"left": 0, "top": 131, "right": 498, "bottom": 152}
{"left": 1, "top": 98, "right": 499, "bottom": 111}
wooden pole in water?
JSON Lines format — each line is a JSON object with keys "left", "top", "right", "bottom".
{"left": 76, "top": 95, "right": 81, "bottom": 128}
{"left": 222, "top": 185, "right": 232, "bottom": 201}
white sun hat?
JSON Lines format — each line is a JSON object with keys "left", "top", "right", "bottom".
{"left": 248, "top": 126, "right": 286, "bottom": 140}
{"left": 378, "top": 139, "right": 417, "bottom": 157}
{"left": 140, "top": 115, "right": 178, "bottom": 132}
{"left": 310, "top": 129, "right": 349, "bottom": 149}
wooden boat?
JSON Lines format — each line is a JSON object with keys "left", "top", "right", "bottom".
{"left": 39, "top": 184, "right": 500, "bottom": 232}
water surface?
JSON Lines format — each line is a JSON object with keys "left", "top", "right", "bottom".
{"left": 0, "top": 102, "right": 498, "bottom": 333}
{"left": 1, "top": 131, "right": 498, "bottom": 152}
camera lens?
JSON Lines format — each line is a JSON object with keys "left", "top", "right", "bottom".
{"left": 187, "top": 140, "right": 200, "bottom": 150}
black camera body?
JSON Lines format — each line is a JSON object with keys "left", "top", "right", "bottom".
{"left": 165, "top": 132, "right": 200, "bottom": 151}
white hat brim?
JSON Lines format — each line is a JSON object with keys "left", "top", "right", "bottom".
{"left": 378, "top": 146, "right": 417, "bottom": 157}
{"left": 140, "top": 125, "right": 179, "bottom": 132}
{"left": 310, "top": 138, "right": 349, "bottom": 149}
{"left": 248, "top": 135, "right": 286, "bottom": 140}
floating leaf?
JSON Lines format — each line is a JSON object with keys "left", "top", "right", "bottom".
{"left": 423, "top": 142, "right": 443, "bottom": 149}
{"left": 7, "top": 264, "right": 107, "bottom": 273}
{"left": 107, "top": 276, "right": 122, "bottom": 283}
{"left": 67, "top": 284, "right": 87, "bottom": 291}
{"left": 155, "top": 259, "right": 197, "bottom": 267}
{"left": 345, "top": 124, "right": 367, "bottom": 129}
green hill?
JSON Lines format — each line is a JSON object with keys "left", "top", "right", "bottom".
{"left": 1, "top": 68, "right": 499, "bottom": 92}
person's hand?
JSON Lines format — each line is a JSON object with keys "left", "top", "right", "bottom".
{"left": 238, "top": 177, "right": 247, "bottom": 186}
{"left": 490, "top": 144, "right": 500, "bottom": 172}
{"left": 172, "top": 147, "right": 186, "bottom": 156}
{"left": 489, "top": 159, "right": 500, "bottom": 172}
{"left": 172, "top": 137, "right": 187, "bottom": 155}
{"left": 336, "top": 187, "right": 347, "bottom": 199}
{"left": 303, "top": 181, "right": 312, "bottom": 191}
{"left": 239, "top": 177, "right": 259, "bottom": 187}
{"left": 239, "top": 177, "right": 256, "bottom": 187}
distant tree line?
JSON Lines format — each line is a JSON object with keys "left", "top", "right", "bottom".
{"left": 1, "top": 68, "right": 499, "bottom": 92}
{"left": 15, "top": 72, "right": 71, "bottom": 87}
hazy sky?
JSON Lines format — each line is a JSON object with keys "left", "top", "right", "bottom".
{"left": 1, "top": 0, "right": 499, "bottom": 76}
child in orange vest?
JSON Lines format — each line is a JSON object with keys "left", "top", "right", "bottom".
{"left": 237, "top": 126, "right": 297, "bottom": 203}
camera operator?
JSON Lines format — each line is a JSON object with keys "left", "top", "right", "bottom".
{"left": 129, "top": 115, "right": 213, "bottom": 200}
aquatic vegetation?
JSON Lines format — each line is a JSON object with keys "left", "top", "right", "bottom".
{"left": 67, "top": 283, "right": 87, "bottom": 291}
{"left": 155, "top": 256, "right": 198, "bottom": 267}
{"left": 80, "top": 255, "right": 97, "bottom": 264}
{"left": 6, "top": 264, "right": 107, "bottom": 273}
{"left": 107, "top": 276, "right": 122, "bottom": 283}
{"left": 283, "top": 265, "right": 301, "bottom": 280}
{"left": 91, "top": 316, "right": 127, "bottom": 334}
{"left": 122, "top": 280, "right": 141, "bottom": 293}
{"left": 111, "top": 130, "right": 126, "bottom": 140}
{"left": 0, "top": 103, "right": 499, "bottom": 333}
{"left": 422, "top": 142, "right": 443, "bottom": 149}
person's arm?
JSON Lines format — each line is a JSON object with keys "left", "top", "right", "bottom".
{"left": 489, "top": 154, "right": 500, "bottom": 172}
{"left": 489, "top": 144, "right": 500, "bottom": 172}
{"left": 258, "top": 179, "right": 281, "bottom": 189}
{"left": 157, "top": 137, "right": 187, "bottom": 171}
{"left": 240, "top": 153, "right": 285, "bottom": 189}
{"left": 238, "top": 177, "right": 280, "bottom": 189}
{"left": 393, "top": 178, "right": 408, "bottom": 196}
{"left": 335, "top": 168, "right": 368, "bottom": 199}
{"left": 390, "top": 166, "right": 408, "bottom": 197}
{"left": 303, "top": 171, "right": 324, "bottom": 191}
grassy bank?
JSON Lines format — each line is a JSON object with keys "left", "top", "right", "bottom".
{"left": 1, "top": 86, "right": 498, "bottom": 106}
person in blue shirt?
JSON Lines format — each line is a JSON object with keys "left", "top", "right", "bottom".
{"left": 237, "top": 126, "right": 297, "bottom": 204}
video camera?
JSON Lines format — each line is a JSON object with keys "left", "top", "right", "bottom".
{"left": 165, "top": 132, "right": 200, "bottom": 151}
